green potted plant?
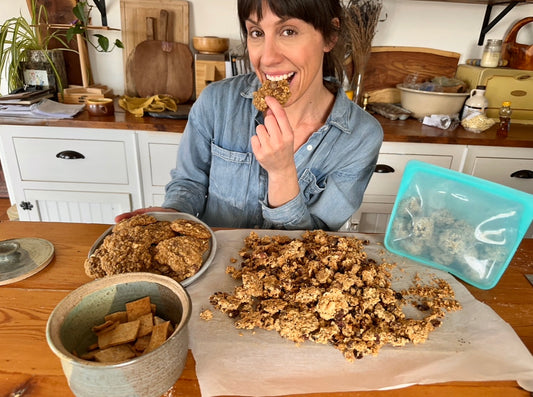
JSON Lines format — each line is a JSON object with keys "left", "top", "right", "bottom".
{"left": 66, "top": 1, "right": 123, "bottom": 53}
{"left": 0, "top": 0, "right": 123, "bottom": 96}
{"left": 0, "top": 0, "right": 73, "bottom": 94}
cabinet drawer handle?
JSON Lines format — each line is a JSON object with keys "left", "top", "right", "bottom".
{"left": 374, "top": 164, "right": 395, "bottom": 173}
{"left": 510, "top": 169, "right": 533, "bottom": 179}
{"left": 56, "top": 150, "right": 85, "bottom": 159}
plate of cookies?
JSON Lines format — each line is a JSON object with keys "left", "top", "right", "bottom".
{"left": 85, "top": 212, "right": 217, "bottom": 287}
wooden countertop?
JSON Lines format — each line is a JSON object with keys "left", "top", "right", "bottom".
{"left": 0, "top": 101, "right": 531, "bottom": 147}
{"left": 0, "top": 220, "right": 532, "bottom": 397}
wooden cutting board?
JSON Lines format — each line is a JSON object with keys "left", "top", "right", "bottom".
{"left": 363, "top": 46, "right": 461, "bottom": 92}
{"left": 349, "top": 46, "right": 461, "bottom": 103}
{"left": 120, "top": 0, "right": 189, "bottom": 96}
{"left": 131, "top": 9, "right": 193, "bottom": 101}
{"left": 125, "top": 16, "right": 155, "bottom": 98}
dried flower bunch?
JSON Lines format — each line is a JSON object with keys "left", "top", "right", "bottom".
{"left": 343, "top": 0, "right": 383, "bottom": 101}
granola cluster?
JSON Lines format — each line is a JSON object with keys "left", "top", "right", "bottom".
{"left": 85, "top": 214, "right": 211, "bottom": 282}
{"left": 253, "top": 79, "right": 291, "bottom": 111}
{"left": 208, "top": 230, "right": 461, "bottom": 361}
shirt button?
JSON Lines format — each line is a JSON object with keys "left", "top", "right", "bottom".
{"left": 306, "top": 145, "right": 313, "bottom": 151}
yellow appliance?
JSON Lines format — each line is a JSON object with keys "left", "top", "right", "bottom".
{"left": 194, "top": 53, "right": 226, "bottom": 98}
{"left": 455, "top": 64, "right": 532, "bottom": 123}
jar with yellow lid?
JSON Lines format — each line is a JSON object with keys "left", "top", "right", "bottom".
{"left": 497, "top": 101, "right": 512, "bottom": 137}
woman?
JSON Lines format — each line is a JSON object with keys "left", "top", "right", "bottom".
{"left": 116, "top": 0, "right": 383, "bottom": 230}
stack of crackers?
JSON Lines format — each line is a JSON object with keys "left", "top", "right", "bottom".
{"left": 78, "top": 296, "right": 174, "bottom": 363}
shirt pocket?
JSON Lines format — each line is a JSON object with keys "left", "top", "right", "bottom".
{"left": 299, "top": 168, "right": 325, "bottom": 203}
{"left": 210, "top": 142, "right": 254, "bottom": 208}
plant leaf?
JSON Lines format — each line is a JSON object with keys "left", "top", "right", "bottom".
{"left": 95, "top": 34, "right": 109, "bottom": 52}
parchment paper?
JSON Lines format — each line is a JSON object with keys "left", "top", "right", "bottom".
{"left": 187, "top": 230, "right": 533, "bottom": 397}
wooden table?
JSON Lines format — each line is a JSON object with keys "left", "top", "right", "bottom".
{"left": 1, "top": 221, "right": 532, "bottom": 397}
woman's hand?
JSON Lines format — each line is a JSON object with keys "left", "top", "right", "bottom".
{"left": 251, "top": 96, "right": 295, "bottom": 173}
{"left": 251, "top": 96, "right": 299, "bottom": 208}
{"left": 114, "top": 207, "right": 178, "bottom": 223}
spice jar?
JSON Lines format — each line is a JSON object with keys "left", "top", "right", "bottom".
{"left": 480, "top": 39, "right": 502, "bottom": 67}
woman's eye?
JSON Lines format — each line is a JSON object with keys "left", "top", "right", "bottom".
{"left": 248, "top": 29, "right": 263, "bottom": 38}
{"left": 281, "top": 29, "right": 296, "bottom": 37}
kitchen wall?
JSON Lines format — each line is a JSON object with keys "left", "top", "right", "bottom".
{"left": 1, "top": 0, "right": 532, "bottom": 95}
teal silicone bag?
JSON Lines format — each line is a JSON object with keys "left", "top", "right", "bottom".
{"left": 384, "top": 160, "right": 533, "bottom": 289}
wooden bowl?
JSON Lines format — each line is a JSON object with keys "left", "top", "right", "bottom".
{"left": 192, "top": 36, "right": 229, "bottom": 54}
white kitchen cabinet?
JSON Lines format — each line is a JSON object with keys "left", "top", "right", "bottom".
{"left": 342, "top": 142, "right": 467, "bottom": 233}
{"left": 462, "top": 146, "right": 533, "bottom": 195}
{"left": 137, "top": 131, "right": 181, "bottom": 207}
{"left": 1, "top": 124, "right": 530, "bottom": 233}
{"left": 463, "top": 145, "right": 533, "bottom": 237}
{"left": 0, "top": 125, "right": 142, "bottom": 224}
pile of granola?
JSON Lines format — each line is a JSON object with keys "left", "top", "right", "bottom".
{"left": 207, "top": 230, "right": 461, "bottom": 361}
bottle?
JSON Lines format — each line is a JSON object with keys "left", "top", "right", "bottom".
{"left": 342, "top": 75, "right": 354, "bottom": 101}
{"left": 362, "top": 93, "right": 369, "bottom": 110}
{"left": 497, "top": 101, "right": 512, "bottom": 137}
{"left": 462, "top": 85, "right": 489, "bottom": 120}
{"left": 480, "top": 39, "right": 502, "bottom": 67}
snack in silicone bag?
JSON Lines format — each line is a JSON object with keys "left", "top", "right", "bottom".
{"left": 385, "top": 160, "right": 533, "bottom": 289}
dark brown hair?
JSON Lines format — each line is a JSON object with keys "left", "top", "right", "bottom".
{"left": 238, "top": 0, "right": 345, "bottom": 85}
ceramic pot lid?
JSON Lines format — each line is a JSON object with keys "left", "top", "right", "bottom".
{"left": 0, "top": 237, "right": 54, "bottom": 285}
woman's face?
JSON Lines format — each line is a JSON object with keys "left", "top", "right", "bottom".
{"left": 245, "top": 5, "right": 332, "bottom": 107}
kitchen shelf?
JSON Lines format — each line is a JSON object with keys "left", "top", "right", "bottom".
{"left": 416, "top": 0, "right": 531, "bottom": 45}
{"left": 477, "top": 0, "right": 525, "bottom": 44}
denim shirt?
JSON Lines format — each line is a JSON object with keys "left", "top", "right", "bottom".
{"left": 163, "top": 73, "right": 383, "bottom": 230}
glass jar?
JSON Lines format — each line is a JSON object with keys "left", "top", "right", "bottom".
{"left": 497, "top": 101, "right": 512, "bottom": 137}
{"left": 480, "top": 39, "right": 502, "bottom": 68}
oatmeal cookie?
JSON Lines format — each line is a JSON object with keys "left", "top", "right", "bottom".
{"left": 112, "top": 214, "right": 158, "bottom": 233}
{"left": 84, "top": 214, "right": 211, "bottom": 283}
{"left": 154, "top": 236, "right": 209, "bottom": 281}
{"left": 253, "top": 79, "right": 291, "bottom": 111}
{"left": 170, "top": 219, "right": 211, "bottom": 239}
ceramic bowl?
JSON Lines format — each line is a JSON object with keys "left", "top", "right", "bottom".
{"left": 192, "top": 36, "right": 229, "bottom": 54}
{"left": 397, "top": 84, "right": 469, "bottom": 119}
{"left": 46, "top": 272, "right": 191, "bottom": 397}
